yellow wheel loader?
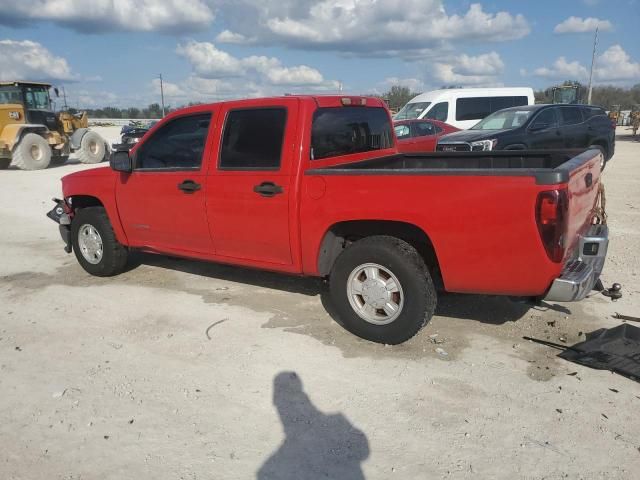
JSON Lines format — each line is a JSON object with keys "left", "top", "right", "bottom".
{"left": 631, "top": 105, "right": 640, "bottom": 137}
{"left": 0, "top": 81, "right": 108, "bottom": 170}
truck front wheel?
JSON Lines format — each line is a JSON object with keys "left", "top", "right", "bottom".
{"left": 329, "top": 236, "right": 437, "bottom": 344}
{"left": 71, "top": 207, "right": 128, "bottom": 277}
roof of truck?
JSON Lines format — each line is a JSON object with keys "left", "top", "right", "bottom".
{"left": 0, "top": 81, "right": 52, "bottom": 87}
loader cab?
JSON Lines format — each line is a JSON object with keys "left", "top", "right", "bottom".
{"left": 0, "top": 82, "right": 57, "bottom": 130}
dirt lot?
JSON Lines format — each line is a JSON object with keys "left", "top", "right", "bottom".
{"left": 1, "top": 127, "right": 639, "bottom": 479}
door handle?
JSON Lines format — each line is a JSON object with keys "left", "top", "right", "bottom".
{"left": 253, "top": 181, "right": 283, "bottom": 197}
{"left": 178, "top": 179, "right": 201, "bottom": 193}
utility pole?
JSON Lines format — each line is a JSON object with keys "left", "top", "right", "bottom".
{"left": 587, "top": 26, "right": 598, "bottom": 105}
{"left": 157, "top": 73, "right": 165, "bottom": 117}
{"left": 62, "top": 85, "right": 68, "bottom": 110}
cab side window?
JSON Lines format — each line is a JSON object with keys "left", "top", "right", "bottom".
{"left": 220, "top": 108, "right": 286, "bottom": 170}
{"left": 136, "top": 113, "right": 211, "bottom": 170}
{"left": 424, "top": 102, "right": 448, "bottom": 122}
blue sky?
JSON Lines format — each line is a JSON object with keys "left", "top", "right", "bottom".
{"left": 0, "top": 0, "right": 637, "bottom": 108}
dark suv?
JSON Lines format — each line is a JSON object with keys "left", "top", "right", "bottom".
{"left": 436, "top": 104, "right": 615, "bottom": 168}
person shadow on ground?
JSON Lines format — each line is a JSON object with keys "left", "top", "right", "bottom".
{"left": 257, "top": 371, "right": 370, "bottom": 480}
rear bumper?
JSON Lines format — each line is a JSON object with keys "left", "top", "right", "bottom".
{"left": 544, "top": 224, "right": 608, "bottom": 302}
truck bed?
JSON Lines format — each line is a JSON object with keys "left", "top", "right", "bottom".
{"left": 307, "top": 149, "right": 597, "bottom": 185}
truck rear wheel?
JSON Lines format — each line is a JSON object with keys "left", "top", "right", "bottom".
{"left": 77, "top": 131, "right": 106, "bottom": 164}
{"left": 329, "top": 235, "right": 436, "bottom": 344}
{"left": 13, "top": 133, "right": 52, "bottom": 170}
{"left": 71, "top": 207, "right": 128, "bottom": 277}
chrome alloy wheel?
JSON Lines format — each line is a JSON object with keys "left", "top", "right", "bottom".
{"left": 78, "top": 224, "right": 103, "bottom": 264}
{"left": 346, "top": 263, "right": 404, "bottom": 325}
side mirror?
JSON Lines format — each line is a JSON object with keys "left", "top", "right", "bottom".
{"left": 110, "top": 150, "right": 133, "bottom": 173}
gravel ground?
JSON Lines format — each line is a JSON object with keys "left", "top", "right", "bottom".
{"left": 1, "top": 127, "right": 639, "bottom": 479}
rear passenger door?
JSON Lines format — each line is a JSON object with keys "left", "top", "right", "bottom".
{"left": 205, "top": 100, "right": 299, "bottom": 265}
{"left": 558, "top": 106, "right": 586, "bottom": 148}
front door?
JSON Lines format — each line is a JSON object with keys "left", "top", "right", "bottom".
{"left": 116, "top": 111, "right": 215, "bottom": 254}
{"left": 528, "top": 108, "right": 563, "bottom": 149}
{"left": 205, "top": 100, "right": 299, "bottom": 265}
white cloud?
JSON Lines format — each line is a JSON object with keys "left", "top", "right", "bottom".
{"left": 595, "top": 44, "right": 640, "bottom": 81}
{"left": 0, "top": 39, "right": 76, "bottom": 82}
{"left": 554, "top": 16, "right": 612, "bottom": 34}
{"left": 0, "top": 0, "right": 214, "bottom": 33}
{"left": 432, "top": 52, "right": 504, "bottom": 86}
{"left": 215, "top": 30, "right": 254, "bottom": 44}
{"left": 217, "top": 1, "right": 529, "bottom": 57}
{"left": 176, "top": 40, "right": 335, "bottom": 87}
{"left": 533, "top": 57, "right": 589, "bottom": 81}
{"left": 381, "top": 77, "right": 426, "bottom": 93}
{"left": 532, "top": 45, "right": 640, "bottom": 84}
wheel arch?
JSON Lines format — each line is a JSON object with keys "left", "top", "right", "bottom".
{"left": 3, "top": 124, "right": 49, "bottom": 151}
{"left": 66, "top": 194, "right": 129, "bottom": 246}
{"left": 317, "top": 220, "right": 443, "bottom": 288}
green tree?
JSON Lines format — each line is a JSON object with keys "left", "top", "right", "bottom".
{"left": 383, "top": 85, "right": 419, "bottom": 111}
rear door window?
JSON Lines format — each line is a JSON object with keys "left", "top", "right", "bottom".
{"left": 135, "top": 113, "right": 211, "bottom": 170}
{"left": 412, "top": 121, "right": 438, "bottom": 137}
{"left": 311, "top": 107, "right": 393, "bottom": 160}
{"left": 559, "top": 107, "right": 583, "bottom": 126}
{"left": 219, "top": 108, "right": 287, "bottom": 170}
{"left": 456, "top": 98, "right": 490, "bottom": 121}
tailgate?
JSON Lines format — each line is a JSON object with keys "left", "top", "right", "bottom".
{"left": 563, "top": 148, "right": 603, "bottom": 259}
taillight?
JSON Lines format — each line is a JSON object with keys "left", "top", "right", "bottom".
{"left": 536, "top": 190, "right": 568, "bottom": 263}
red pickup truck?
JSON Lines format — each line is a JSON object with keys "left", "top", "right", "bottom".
{"left": 48, "top": 95, "right": 609, "bottom": 344}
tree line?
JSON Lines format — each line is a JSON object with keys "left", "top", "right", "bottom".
{"left": 381, "top": 83, "right": 640, "bottom": 112}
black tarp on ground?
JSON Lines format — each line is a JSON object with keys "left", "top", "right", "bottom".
{"left": 559, "top": 324, "right": 640, "bottom": 381}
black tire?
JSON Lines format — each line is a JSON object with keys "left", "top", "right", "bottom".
{"left": 77, "top": 130, "right": 107, "bottom": 164}
{"left": 0, "top": 158, "right": 10, "bottom": 170}
{"left": 329, "top": 235, "right": 436, "bottom": 344}
{"left": 71, "top": 207, "right": 128, "bottom": 277}
{"left": 13, "top": 133, "right": 52, "bottom": 170}
{"left": 589, "top": 145, "right": 607, "bottom": 171}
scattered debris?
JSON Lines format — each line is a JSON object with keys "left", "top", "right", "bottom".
{"left": 104, "top": 435, "right": 110, "bottom": 440}
{"left": 14, "top": 346, "right": 21, "bottom": 351}
{"left": 556, "top": 408, "right": 563, "bottom": 413}
{"left": 547, "top": 321, "right": 556, "bottom": 327}
{"left": 435, "top": 347, "right": 448, "bottom": 357}
{"left": 429, "top": 334, "right": 444, "bottom": 344}
{"left": 52, "top": 389, "right": 67, "bottom": 399}
{"left": 128, "top": 419, "right": 135, "bottom": 424}
{"left": 601, "top": 413, "right": 609, "bottom": 419}
{"left": 567, "top": 372, "right": 578, "bottom": 376}
{"left": 205, "top": 319, "right": 229, "bottom": 340}
{"left": 609, "top": 388, "right": 619, "bottom": 393}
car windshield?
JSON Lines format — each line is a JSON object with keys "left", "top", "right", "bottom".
{"left": 471, "top": 109, "right": 533, "bottom": 130}
{"left": 394, "top": 102, "right": 431, "bottom": 120}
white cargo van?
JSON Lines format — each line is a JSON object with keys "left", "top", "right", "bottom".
{"left": 394, "top": 87, "right": 535, "bottom": 129}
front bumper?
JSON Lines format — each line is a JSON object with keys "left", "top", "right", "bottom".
{"left": 544, "top": 224, "right": 609, "bottom": 302}
{"left": 46, "top": 199, "right": 72, "bottom": 253}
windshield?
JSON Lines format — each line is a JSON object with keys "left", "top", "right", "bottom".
{"left": 394, "top": 102, "right": 431, "bottom": 120}
{"left": 0, "top": 86, "right": 23, "bottom": 105}
{"left": 471, "top": 109, "right": 533, "bottom": 130}
{"left": 24, "top": 86, "right": 51, "bottom": 110}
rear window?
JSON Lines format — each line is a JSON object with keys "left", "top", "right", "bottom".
{"left": 456, "top": 96, "right": 529, "bottom": 121}
{"left": 311, "top": 107, "right": 393, "bottom": 160}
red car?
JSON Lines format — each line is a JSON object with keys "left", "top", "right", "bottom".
{"left": 48, "top": 95, "right": 608, "bottom": 345}
{"left": 394, "top": 119, "right": 459, "bottom": 152}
